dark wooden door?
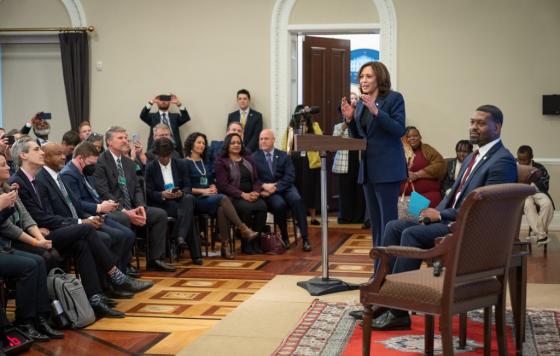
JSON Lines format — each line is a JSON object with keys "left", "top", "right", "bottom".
{"left": 302, "top": 35, "right": 351, "bottom": 212}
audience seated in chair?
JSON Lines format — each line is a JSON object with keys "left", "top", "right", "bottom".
{"left": 252, "top": 129, "right": 311, "bottom": 251}
{"left": 93, "top": 126, "right": 175, "bottom": 272}
{"left": 441, "top": 140, "right": 473, "bottom": 197}
{"left": 207, "top": 121, "right": 244, "bottom": 176}
{"left": 356, "top": 105, "right": 517, "bottom": 331}
{"left": 6, "top": 141, "right": 152, "bottom": 319}
{"left": 145, "top": 124, "right": 180, "bottom": 162}
{"left": 78, "top": 121, "right": 93, "bottom": 142}
{"left": 215, "top": 133, "right": 267, "bottom": 255}
{"left": 61, "top": 130, "right": 80, "bottom": 162}
{"left": 184, "top": 132, "right": 258, "bottom": 260}
{"left": 400, "top": 126, "right": 447, "bottom": 207}
{"left": 144, "top": 137, "right": 202, "bottom": 265}
{"left": 517, "top": 145, "right": 555, "bottom": 246}
{"left": 60, "top": 141, "right": 138, "bottom": 277}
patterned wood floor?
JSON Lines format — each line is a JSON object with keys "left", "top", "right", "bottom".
{"left": 8, "top": 221, "right": 559, "bottom": 355}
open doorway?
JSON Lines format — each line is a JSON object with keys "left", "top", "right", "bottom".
{"left": 294, "top": 33, "right": 380, "bottom": 212}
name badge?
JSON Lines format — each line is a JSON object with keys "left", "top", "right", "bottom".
{"left": 200, "top": 177, "right": 208, "bottom": 186}
{"left": 164, "top": 183, "right": 174, "bottom": 191}
{"left": 118, "top": 176, "right": 127, "bottom": 185}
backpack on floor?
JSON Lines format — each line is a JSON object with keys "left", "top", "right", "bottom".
{"left": 47, "top": 268, "right": 96, "bottom": 329}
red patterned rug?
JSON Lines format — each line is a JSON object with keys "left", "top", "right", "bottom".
{"left": 273, "top": 300, "right": 560, "bottom": 355}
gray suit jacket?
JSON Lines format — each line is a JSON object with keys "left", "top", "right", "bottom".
{"left": 0, "top": 184, "right": 37, "bottom": 246}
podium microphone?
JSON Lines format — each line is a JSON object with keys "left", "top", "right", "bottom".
{"left": 292, "top": 106, "right": 320, "bottom": 117}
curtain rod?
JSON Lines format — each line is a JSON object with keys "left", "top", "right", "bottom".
{"left": 0, "top": 26, "right": 94, "bottom": 33}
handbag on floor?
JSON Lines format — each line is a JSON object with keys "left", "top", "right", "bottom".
{"left": 260, "top": 226, "right": 286, "bottom": 255}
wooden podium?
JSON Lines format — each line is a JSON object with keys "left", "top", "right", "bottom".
{"left": 294, "top": 134, "right": 366, "bottom": 296}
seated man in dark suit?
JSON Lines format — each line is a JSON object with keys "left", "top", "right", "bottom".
{"left": 140, "top": 93, "right": 190, "bottom": 157}
{"left": 93, "top": 126, "right": 174, "bottom": 272}
{"left": 9, "top": 137, "right": 153, "bottom": 318}
{"left": 59, "top": 141, "right": 138, "bottom": 277}
{"left": 207, "top": 121, "right": 244, "bottom": 174}
{"left": 144, "top": 138, "right": 201, "bottom": 264}
{"left": 226, "top": 89, "right": 263, "bottom": 153}
{"left": 361, "top": 105, "right": 518, "bottom": 330}
{"left": 252, "top": 129, "right": 311, "bottom": 252}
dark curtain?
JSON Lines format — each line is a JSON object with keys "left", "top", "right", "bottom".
{"left": 59, "top": 32, "right": 89, "bottom": 131}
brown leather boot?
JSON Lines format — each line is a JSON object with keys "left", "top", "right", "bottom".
{"left": 239, "top": 224, "right": 258, "bottom": 240}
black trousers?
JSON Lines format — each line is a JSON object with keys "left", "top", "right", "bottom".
{"left": 159, "top": 194, "right": 201, "bottom": 259}
{"left": 264, "top": 186, "right": 309, "bottom": 242}
{"left": 0, "top": 250, "right": 50, "bottom": 322}
{"left": 231, "top": 197, "right": 267, "bottom": 233}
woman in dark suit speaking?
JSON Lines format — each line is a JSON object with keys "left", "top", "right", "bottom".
{"left": 340, "top": 61, "right": 406, "bottom": 248}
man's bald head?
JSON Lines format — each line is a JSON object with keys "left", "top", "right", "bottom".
{"left": 259, "top": 129, "right": 275, "bottom": 151}
{"left": 42, "top": 142, "right": 67, "bottom": 172}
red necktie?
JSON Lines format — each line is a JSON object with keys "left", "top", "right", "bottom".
{"left": 451, "top": 150, "right": 479, "bottom": 207}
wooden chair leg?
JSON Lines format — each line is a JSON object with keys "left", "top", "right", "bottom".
{"left": 424, "top": 314, "right": 434, "bottom": 356}
{"left": 495, "top": 297, "right": 509, "bottom": 356}
{"left": 458, "top": 313, "right": 467, "bottom": 349}
{"left": 363, "top": 305, "right": 373, "bottom": 356}
{"left": 439, "top": 314, "right": 455, "bottom": 356}
{"left": 483, "top": 307, "right": 491, "bottom": 356}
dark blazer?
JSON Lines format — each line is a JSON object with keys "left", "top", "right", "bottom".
{"left": 215, "top": 155, "right": 262, "bottom": 198}
{"left": 227, "top": 109, "right": 263, "bottom": 152}
{"left": 437, "top": 141, "right": 517, "bottom": 221}
{"left": 347, "top": 90, "right": 407, "bottom": 184}
{"left": 252, "top": 149, "right": 295, "bottom": 193}
{"left": 60, "top": 161, "right": 100, "bottom": 216}
{"left": 9, "top": 169, "right": 79, "bottom": 229}
{"left": 144, "top": 158, "right": 192, "bottom": 206}
{"left": 35, "top": 168, "right": 90, "bottom": 220}
{"left": 140, "top": 106, "right": 190, "bottom": 156}
{"left": 93, "top": 150, "right": 145, "bottom": 208}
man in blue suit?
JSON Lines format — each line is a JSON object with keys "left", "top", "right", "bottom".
{"left": 252, "top": 129, "right": 311, "bottom": 251}
{"left": 367, "top": 104, "right": 518, "bottom": 330}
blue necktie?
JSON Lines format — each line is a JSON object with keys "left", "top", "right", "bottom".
{"left": 266, "top": 152, "right": 274, "bottom": 174}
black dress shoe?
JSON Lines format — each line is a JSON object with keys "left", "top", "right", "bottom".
{"left": 176, "top": 236, "right": 188, "bottom": 248}
{"left": 251, "top": 239, "right": 263, "bottom": 254}
{"left": 105, "top": 287, "right": 134, "bottom": 299}
{"left": 16, "top": 323, "right": 50, "bottom": 342}
{"left": 310, "top": 219, "right": 320, "bottom": 226}
{"left": 302, "top": 240, "right": 312, "bottom": 252}
{"left": 147, "top": 259, "right": 176, "bottom": 272}
{"left": 361, "top": 221, "right": 371, "bottom": 229}
{"left": 93, "top": 302, "right": 125, "bottom": 319}
{"left": 115, "top": 277, "right": 154, "bottom": 294}
{"left": 370, "top": 310, "right": 411, "bottom": 331}
{"left": 126, "top": 265, "right": 140, "bottom": 278}
{"left": 100, "top": 295, "right": 117, "bottom": 307}
{"left": 36, "top": 316, "right": 64, "bottom": 339}
{"left": 349, "top": 306, "right": 388, "bottom": 320}
{"left": 192, "top": 258, "right": 203, "bottom": 265}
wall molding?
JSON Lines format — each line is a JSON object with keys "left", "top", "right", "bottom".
{"left": 60, "top": 0, "right": 87, "bottom": 27}
{"left": 270, "top": 0, "right": 397, "bottom": 138}
{"left": 535, "top": 158, "right": 560, "bottom": 166}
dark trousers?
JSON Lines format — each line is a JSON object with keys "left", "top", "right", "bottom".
{"left": 232, "top": 197, "right": 267, "bottom": 233}
{"left": 363, "top": 181, "right": 401, "bottom": 248}
{"left": 110, "top": 207, "right": 168, "bottom": 261}
{"left": 0, "top": 250, "right": 50, "bottom": 322}
{"left": 100, "top": 216, "right": 135, "bottom": 271}
{"left": 265, "top": 186, "right": 308, "bottom": 242}
{"left": 160, "top": 194, "right": 201, "bottom": 259}
{"left": 382, "top": 219, "right": 451, "bottom": 274}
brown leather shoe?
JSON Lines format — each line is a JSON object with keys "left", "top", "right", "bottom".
{"left": 239, "top": 224, "right": 258, "bottom": 240}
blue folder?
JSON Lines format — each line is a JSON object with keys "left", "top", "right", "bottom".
{"left": 408, "top": 191, "right": 431, "bottom": 217}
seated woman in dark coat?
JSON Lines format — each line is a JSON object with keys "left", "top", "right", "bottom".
{"left": 400, "top": 126, "right": 447, "bottom": 207}
{"left": 215, "top": 133, "right": 267, "bottom": 255}
{"left": 183, "top": 132, "right": 258, "bottom": 259}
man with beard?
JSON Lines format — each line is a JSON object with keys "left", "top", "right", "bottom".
{"left": 21, "top": 112, "right": 51, "bottom": 146}
{"left": 140, "top": 93, "right": 190, "bottom": 157}
{"left": 354, "top": 104, "right": 518, "bottom": 331}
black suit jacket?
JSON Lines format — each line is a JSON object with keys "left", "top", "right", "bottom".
{"left": 252, "top": 149, "right": 295, "bottom": 194}
{"left": 9, "top": 169, "right": 79, "bottom": 229}
{"left": 140, "top": 106, "right": 190, "bottom": 156}
{"left": 93, "top": 150, "right": 145, "bottom": 209}
{"left": 144, "top": 158, "right": 192, "bottom": 206}
{"left": 227, "top": 109, "right": 263, "bottom": 152}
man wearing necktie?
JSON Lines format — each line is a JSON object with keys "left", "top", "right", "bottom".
{"left": 355, "top": 105, "right": 518, "bottom": 331}
{"left": 227, "top": 89, "right": 263, "bottom": 153}
{"left": 252, "top": 129, "right": 312, "bottom": 252}
{"left": 140, "top": 93, "right": 190, "bottom": 157}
